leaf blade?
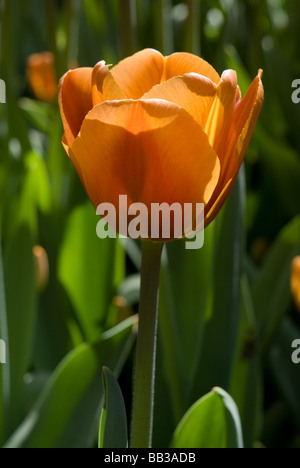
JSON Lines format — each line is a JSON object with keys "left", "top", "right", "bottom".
{"left": 99, "top": 367, "right": 128, "bottom": 448}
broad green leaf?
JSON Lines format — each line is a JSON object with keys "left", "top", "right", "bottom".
{"left": 172, "top": 387, "right": 244, "bottom": 448}
{"left": 188, "top": 168, "right": 245, "bottom": 402}
{"left": 99, "top": 367, "right": 128, "bottom": 448}
{"left": 152, "top": 335, "right": 178, "bottom": 448}
{"left": 230, "top": 275, "right": 263, "bottom": 447}
{"left": 4, "top": 225, "right": 36, "bottom": 432}
{"left": 163, "top": 221, "right": 215, "bottom": 385}
{"left": 253, "top": 216, "right": 300, "bottom": 352}
{"left": 21, "top": 151, "right": 52, "bottom": 216}
{"left": 5, "top": 316, "right": 137, "bottom": 448}
{"left": 58, "top": 202, "right": 124, "bottom": 342}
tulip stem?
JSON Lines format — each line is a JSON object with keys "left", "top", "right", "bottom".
{"left": 119, "top": 0, "right": 137, "bottom": 57}
{"left": 130, "top": 241, "right": 164, "bottom": 448}
{"left": 185, "top": 0, "right": 201, "bottom": 56}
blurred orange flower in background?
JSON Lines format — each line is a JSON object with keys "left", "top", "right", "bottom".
{"left": 27, "top": 52, "right": 57, "bottom": 103}
{"left": 33, "top": 245, "right": 49, "bottom": 293}
{"left": 291, "top": 256, "right": 300, "bottom": 311}
{"left": 58, "top": 49, "right": 264, "bottom": 240}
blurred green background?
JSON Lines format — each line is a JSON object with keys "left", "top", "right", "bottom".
{"left": 1, "top": 0, "right": 300, "bottom": 448}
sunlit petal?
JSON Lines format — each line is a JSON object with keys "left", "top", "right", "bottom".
{"left": 143, "top": 73, "right": 217, "bottom": 129}
{"left": 92, "top": 61, "right": 127, "bottom": 105}
{"left": 164, "top": 52, "right": 220, "bottom": 84}
{"left": 59, "top": 68, "right": 93, "bottom": 147}
{"left": 111, "top": 49, "right": 165, "bottom": 99}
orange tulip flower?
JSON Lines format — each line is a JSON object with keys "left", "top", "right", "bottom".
{"left": 59, "top": 49, "right": 264, "bottom": 240}
{"left": 291, "top": 256, "right": 300, "bottom": 311}
{"left": 27, "top": 52, "right": 57, "bottom": 103}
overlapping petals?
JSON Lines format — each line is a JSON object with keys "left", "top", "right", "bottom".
{"left": 70, "top": 99, "right": 220, "bottom": 238}
{"left": 59, "top": 48, "right": 264, "bottom": 240}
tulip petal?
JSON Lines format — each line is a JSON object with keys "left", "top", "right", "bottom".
{"left": 111, "top": 49, "right": 165, "bottom": 99}
{"left": 142, "top": 73, "right": 217, "bottom": 129}
{"left": 234, "top": 70, "right": 264, "bottom": 164}
{"left": 92, "top": 61, "right": 127, "bottom": 105}
{"left": 70, "top": 99, "right": 220, "bottom": 238}
{"left": 217, "top": 71, "right": 264, "bottom": 190}
{"left": 205, "top": 71, "right": 264, "bottom": 226}
{"left": 59, "top": 68, "right": 93, "bottom": 147}
{"left": 164, "top": 52, "right": 220, "bottom": 84}
{"left": 205, "top": 177, "right": 234, "bottom": 227}
{"left": 204, "top": 70, "right": 238, "bottom": 151}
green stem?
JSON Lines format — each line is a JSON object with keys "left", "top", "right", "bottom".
{"left": 185, "top": 0, "right": 201, "bottom": 56}
{"left": 45, "top": 0, "right": 58, "bottom": 59}
{"left": 1, "top": 0, "right": 13, "bottom": 78}
{"left": 154, "top": 0, "right": 173, "bottom": 55}
{"left": 119, "top": 0, "right": 137, "bottom": 57}
{"left": 65, "top": 0, "right": 81, "bottom": 67}
{"left": 130, "top": 241, "right": 164, "bottom": 448}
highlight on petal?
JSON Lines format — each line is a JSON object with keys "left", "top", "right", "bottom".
{"left": 164, "top": 52, "right": 220, "bottom": 84}
{"left": 58, "top": 68, "right": 93, "bottom": 147}
{"left": 92, "top": 61, "right": 126, "bottom": 106}
{"left": 204, "top": 69, "right": 238, "bottom": 151}
{"left": 142, "top": 73, "right": 217, "bottom": 130}
{"left": 236, "top": 86, "right": 242, "bottom": 104}
{"left": 70, "top": 99, "right": 220, "bottom": 238}
{"left": 111, "top": 49, "right": 165, "bottom": 99}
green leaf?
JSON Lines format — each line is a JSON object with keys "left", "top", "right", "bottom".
{"left": 229, "top": 275, "right": 263, "bottom": 447}
{"left": 253, "top": 216, "right": 300, "bottom": 352}
{"left": 5, "top": 316, "right": 137, "bottom": 448}
{"left": 189, "top": 168, "right": 245, "bottom": 402}
{"left": 7, "top": 150, "right": 52, "bottom": 236}
{"left": 163, "top": 221, "right": 215, "bottom": 385}
{"left": 58, "top": 202, "right": 124, "bottom": 342}
{"left": 172, "top": 387, "right": 244, "bottom": 449}
{"left": 99, "top": 367, "right": 128, "bottom": 448}
{"left": 4, "top": 224, "right": 36, "bottom": 432}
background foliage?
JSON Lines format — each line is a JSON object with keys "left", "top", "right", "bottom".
{"left": 0, "top": 0, "right": 300, "bottom": 448}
